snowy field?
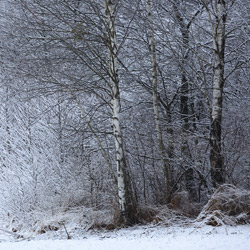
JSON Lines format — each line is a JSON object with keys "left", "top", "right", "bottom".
{"left": 0, "top": 224, "right": 249, "bottom": 250}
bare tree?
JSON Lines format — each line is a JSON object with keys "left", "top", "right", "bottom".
{"left": 104, "top": 0, "right": 137, "bottom": 224}
{"left": 146, "top": 0, "right": 172, "bottom": 199}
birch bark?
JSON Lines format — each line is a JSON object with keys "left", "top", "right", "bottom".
{"left": 208, "top": 0, "right": 226, "bottom": 187}
{"left": 104, "top": 0, "right": 136, "bottom": 224}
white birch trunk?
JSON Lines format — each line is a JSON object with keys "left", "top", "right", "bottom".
{"left": 209, "top": 0, "right": 226, "bottom": 187}
{"left": 104, "top": 0, "right": 134, "bottom": 224}
{"left": 146, "top": 0, "right": 171, "bottom": 198}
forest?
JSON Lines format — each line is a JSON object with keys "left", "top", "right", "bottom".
{"left": 0, "top": 0, "right": 249, "bottom": 232}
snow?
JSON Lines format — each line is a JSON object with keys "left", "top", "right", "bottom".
{"left": 0, "top": 224, "right": 249, "bottom": 250}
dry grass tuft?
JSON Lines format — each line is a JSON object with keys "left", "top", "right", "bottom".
{"left": 197, "top": 184, "right": 250, "bottom": 226}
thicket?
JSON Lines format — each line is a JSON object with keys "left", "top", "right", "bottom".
{"left": 0, "top": 0, "right": 249, "bottom": 230}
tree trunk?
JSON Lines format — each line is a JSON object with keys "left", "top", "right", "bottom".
{"left": 146, "top": 0, "right": 171, "bottom": 199}
{"left": 104, "top": 0, "right": 136, "bottom": 225}
{"left": 209, "top": 0, "right": 226, "bottom": 187}
{"left": 173, "top": 2, "right": 198, "bottom": 201}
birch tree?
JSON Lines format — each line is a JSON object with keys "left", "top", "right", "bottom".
{"left": 209, "top": 0, "right": 226, "bottom": 187}
{"left": 104, "top": 0, "right": 137, "bottom": 224}
{"left": 5, "top": 0, "right": 137, "bottom": 224}
{"left": 200, "top": 0, "right": 227, "bottom": 187}
{"left": 199, "top": 0, "right": 250, "bottom": 187}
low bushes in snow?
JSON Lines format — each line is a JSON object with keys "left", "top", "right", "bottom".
{"left": 170, "top": 191, "right": 200, "bottom": 217}
{"left": 197, "top": 184, "right": 250, "bottom": 226}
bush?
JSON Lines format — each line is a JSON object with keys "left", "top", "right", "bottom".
{"left": 197, "top": 184, "right": 250, "bottom": 226}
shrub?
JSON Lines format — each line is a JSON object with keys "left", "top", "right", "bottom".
{"left": 197, "top": 184, "right": 250, "bottom": 226}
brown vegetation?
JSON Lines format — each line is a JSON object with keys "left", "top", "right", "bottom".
{"left": 170, "top": 192, "right": 199, "bottom": 217}
{"left": 197, "top": 184, "right": 250, "bottom": 226}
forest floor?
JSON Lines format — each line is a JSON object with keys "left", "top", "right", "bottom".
{"left": 0, "top": 222, "right": 249, "bottom": 250}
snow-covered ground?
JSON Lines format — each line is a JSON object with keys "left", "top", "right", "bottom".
{"left": 0, "top": 224, "right": 249, "bottom": 250}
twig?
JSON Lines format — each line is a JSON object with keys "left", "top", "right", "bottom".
{"left": 61, "top": 223, "right": 72, "bottom": 239}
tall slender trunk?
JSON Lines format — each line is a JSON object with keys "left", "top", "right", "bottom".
{"left": 5, "top": 86, "right": 11, "bottom": 154}
{"left": 173, "top": 3, "right": 198, "bottom": 201}
{"left": 104, "top": 0, "right": 136, "bottom": 225}
{"left": 57, "top": 94, "right": 65, "bottom": 165}
{"left": 209, "top": 0, "right": 226, "bottom": 187}
{"left": 146, "top": 0, "right": 171, "bottom": 199}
